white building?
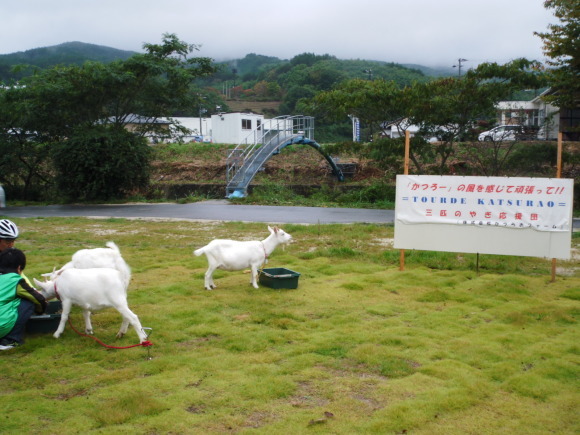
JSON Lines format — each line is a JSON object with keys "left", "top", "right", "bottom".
{"left": 171, "top": 117, "right": 212, "bottom": 142}
{"left": 164, "top": 113, "right": 266, "bottom": 144}
{"left": 161, "top": 113, "right": 317, "bottom": 145}
{"left": 210, "top": 112, "right": 265, "bottom": 144}
{"left": 496, "top": 90, "right": 559, "bottom": 140}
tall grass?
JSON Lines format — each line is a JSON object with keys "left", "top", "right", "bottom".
{"left": 151, "top": 142, "right": 233, "bottom": 162}
{"left": 1, "top": 217, "right": 578, "bottom": 434}
{"left": 234, "top": 181, "right": 396, "bottom": 209}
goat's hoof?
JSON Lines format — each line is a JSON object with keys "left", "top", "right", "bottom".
{"left": 53, "top": 333, "right": 61, "bottom": 339}
{"left": 85, "top": 330, "right": 93, "bottom": 335}
{"left": 116, "top": 332, "right": 125, "bottom": 339}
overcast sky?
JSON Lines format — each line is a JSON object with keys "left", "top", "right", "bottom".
{"left": 2, "top": 0, "right": 556, "bottom": 67}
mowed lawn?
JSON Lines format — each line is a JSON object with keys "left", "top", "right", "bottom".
{"left": 1, "top": 217, "right": 578, "bottom": 434}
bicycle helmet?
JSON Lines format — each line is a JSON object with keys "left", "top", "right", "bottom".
{"left": 0, "top": 219, "right": 19, "bottom": 239}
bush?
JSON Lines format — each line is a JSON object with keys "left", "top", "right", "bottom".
{"left": 505, "top": 142, "right": 558, "bottom": 175}
{"left": 246, "top": 181, "right": 304, "bottom": 205}
{"left": 52, "top": 126, "right": 151, "bottom": 201}
{"left": 334, "top": 182, "right": 396, "bottom": 207}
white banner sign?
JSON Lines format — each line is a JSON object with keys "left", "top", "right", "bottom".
{"left": 396, "top": 175, "right": 574, "bottom": 232}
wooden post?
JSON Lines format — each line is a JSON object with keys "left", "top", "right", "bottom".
{"left": 556, "top": 131, "right": 563, "bottom": 178}
{"left": 551, "top": 132, "right": 563, "bottom": 283}
{"left": 400, "top": 130, "right": 411, "bottom": 271}
{"left": 403, "top": 130, "right": 410, "bottom": 176}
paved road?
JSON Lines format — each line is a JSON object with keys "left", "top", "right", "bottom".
{"left": 1, "top": 201, "right": 578, "bottom": 229}
{"left": 0, "top": 200, "right": 396, "bottom": 225}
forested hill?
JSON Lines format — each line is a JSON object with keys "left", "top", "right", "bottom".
{"left": 0, "top": 42, "right": 452, "bottom": 125}
{"left": 211, "top": 52, "right": 436, "bottom": 87}
{"left": 204, "top": 52, "right": 438, "bottom": 115}
{"left": 0, "top": 42, "right": 450, "bottom": 85}
{"left": 0, "top": 42, "right": 136, "bottom": 82}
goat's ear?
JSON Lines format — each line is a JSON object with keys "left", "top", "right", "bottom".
{"left": 268, "top": 225, "right": 273, "bottom": 233}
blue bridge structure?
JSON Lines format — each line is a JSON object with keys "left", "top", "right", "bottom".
{"left": 226, "top": 115, "right": 344, "bottom": 197}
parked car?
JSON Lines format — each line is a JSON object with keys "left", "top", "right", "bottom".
{"left": 186, "top": 135, "right": 203, "bottom": 143}
{"left": 478, "top": 125, "right": 540, "bottom": 142}
{"left": 478, "top": 125, "right": 522, "bottom": 142}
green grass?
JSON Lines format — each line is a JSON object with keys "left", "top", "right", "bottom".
{"left": 230, "top": 181, "right": 397, "bottom": 209}
{"left": 151, "top": 142, "right": 234, "bottom": 162}
{"left": 1, "top": 217, "right": 578, "bottom": 434}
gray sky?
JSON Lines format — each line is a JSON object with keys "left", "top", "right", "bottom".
{"left": 2, "top": 0, "right": 556, "bottom": 67}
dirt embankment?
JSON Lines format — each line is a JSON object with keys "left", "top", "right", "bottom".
{"left": 150, "top": 146, "right": 382, "bottom": 185}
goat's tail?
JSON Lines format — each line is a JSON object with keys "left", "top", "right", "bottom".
{"left": 106, "top": 241, "right": 131, "bottom": 290}
{"left": 193, "top": 247, "right": 206, "bottom": 257}
{"left": 116, "top": 257, "right": 132, "bottom": 291}
{"left": 106, "top": 241, "right": 121, "bottom": 254}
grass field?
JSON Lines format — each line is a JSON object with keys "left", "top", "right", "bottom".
{"left": 1, "top": 217, "right": 578, "bottom": 434}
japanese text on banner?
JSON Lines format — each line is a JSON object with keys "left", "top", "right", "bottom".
{"left": 395, "top": 175, "right": 573, "bottom": 232}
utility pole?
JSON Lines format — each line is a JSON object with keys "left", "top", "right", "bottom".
{"left": 363, "top": 68, "right": 373, "bottom": 80}
{"left": 453, "top": 58, "right": 467, "bottom": 77}
{"left": 198, "top": 95, "right": 206, "bottom": 136}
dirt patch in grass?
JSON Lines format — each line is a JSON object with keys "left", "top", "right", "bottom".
{"left": 556, "top": 247, "right": 579, "bottom": 276}
{"left": 289, "top": 381, "right": 330, "bottom": 409}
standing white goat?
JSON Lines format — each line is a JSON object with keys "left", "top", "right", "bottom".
{"left": 194, "top": 226, "right": 292, "bottom": 290}
{"left": 46, "top": 242, "right": 131, "bottom": 290}
{"left": 33, "top": 268, "right": 147, "bottom": 343}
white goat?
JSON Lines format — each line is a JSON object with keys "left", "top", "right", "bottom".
{"left": 194, "top": 226, "right": 292, "bottom": 290}
{"left": 33, "top": 268, "right": 147, "bottom": 343}
{"left": 45, "top": 242, "right": 131, "bottom": 290}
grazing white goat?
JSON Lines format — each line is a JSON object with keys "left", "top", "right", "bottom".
{"left": 45, "top": 242, "right": 131, "bottom": 290}
{"left": 33, "top": 268, "right": 147, "bottom": 343}
{"left": 194, "top": 226, "right": 292, "bottom": 290}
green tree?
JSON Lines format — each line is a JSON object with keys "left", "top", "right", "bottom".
{"left": 266, "top": 81, "right": 282, "bottom": 99}
{"left": 306, "top": 78, "right": 408, "bottom": 134}
{"left": 253, "top": 80, "right": 269, "bottom": 98}
{"left": 290, "top": 53, "right": 336, "bottom": 67}
{"left": 0, "top": 34, "right": 218, "bottom": 200}
{"left": 0, "top": 83, "right": 61, "bottom": 198}
{"left": 410, "top": 59, "right": 546, "bottom": 174}
{"left": 535, "top": 0, "right": 580, "bottom": 110}
{"left": 303, "top": 78, "right": 433, "bottom": 171}
{"left": 0, "top": 121, "right": 52, "bottom": 200}
{"left": 52, "top": 126, "right": 151, "bottom": 201}
{"left": 305, "top": 59, "right": 545, "bottom": 175}
{"left": 279, "top": 85, "right": 318, "bottom": 114}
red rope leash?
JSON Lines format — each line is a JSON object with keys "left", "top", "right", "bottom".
{"left": 67, "top": 318, "right": 153, "bottom": 349}
{"left": 53, "top": 283, "right": 152, "bottom": 349}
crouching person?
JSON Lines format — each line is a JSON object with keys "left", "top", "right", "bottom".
{"left": 0, "top": 248, "right": 47, "bottom": 350}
